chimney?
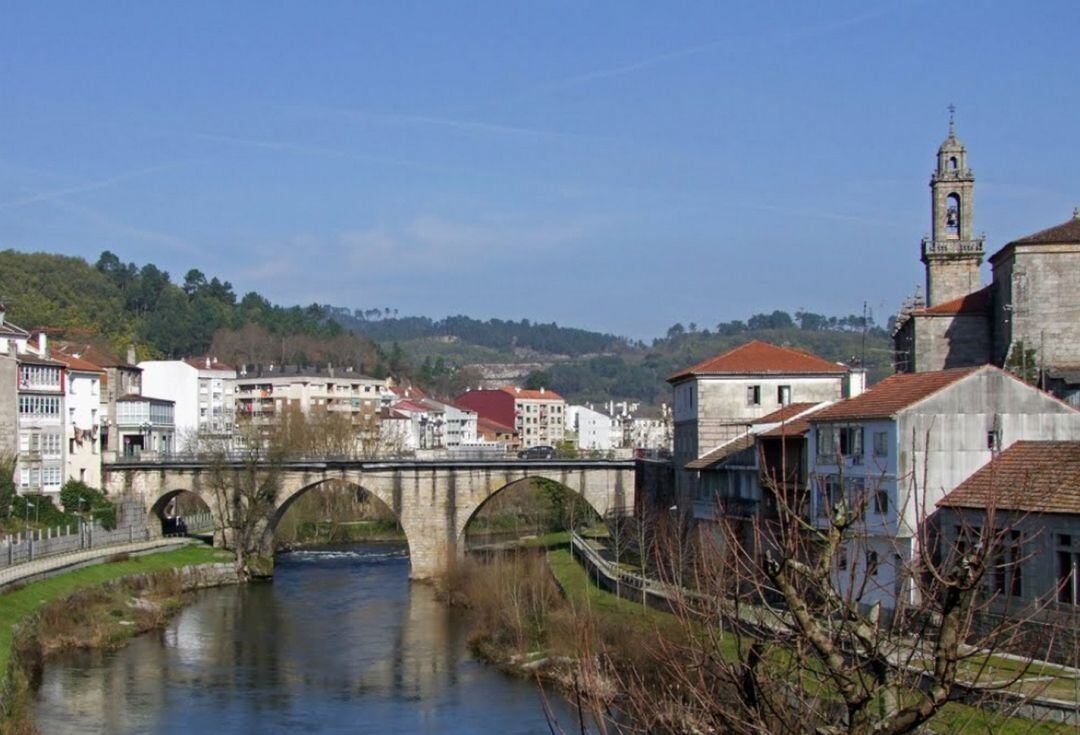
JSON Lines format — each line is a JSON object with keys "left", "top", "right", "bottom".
{"left": 844, "top": 368, "right": 867, "bottom": 399}
{"left": 540, "top": 387, "right": 545, "bottom": 394}
{"left": 127, "top": 344, "right": 137, "bottom": 365}
{"left": 37, "top": 332, "right": 47, "bottom": 356}
{"left": 205, "top": 357, "right": 211, "bottom": 369}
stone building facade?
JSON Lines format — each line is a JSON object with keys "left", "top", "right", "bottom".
{"left": 668, "top": 340, "right": 863, "bottom": 504}
{"left": 894, "top": 116, "right": 1080, "bottom": 405}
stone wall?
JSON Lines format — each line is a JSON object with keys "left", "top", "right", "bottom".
{"left": 1000, "top": 244, "right": 1080, "bottom": 368}
{"left": 910, "top": 313, "right": 991, "bottom": 371}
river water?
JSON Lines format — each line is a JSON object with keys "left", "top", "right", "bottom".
{"left": 34, "top": 544, "right": 582, "bottom": 734}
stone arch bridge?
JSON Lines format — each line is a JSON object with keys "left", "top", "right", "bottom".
{"left": 103, "top": 459, "right": 637, "bottom": 578}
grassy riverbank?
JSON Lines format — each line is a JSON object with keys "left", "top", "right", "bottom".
{"left": 546, "top": 548, "right": 1068, "bottom": 735}
{"left": 0, "top": 544, "right": 233, "bottom": 734}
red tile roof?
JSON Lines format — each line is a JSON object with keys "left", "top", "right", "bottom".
{"left": 914, "top": 286, "right": 991, "bottom": 316}
{"left": 52, "top": 349, "right": 106, "bottom": 374}
{"left": 758, "top": 403, "right": 832, "bottom": 438}
{"left": 939, "top": 441, "right": 1080, "bottom": 514}
{"left": 751, "top": 402, "right": 820, "bottom": 425}
{"left": 667, "top": 340, "right": 848, "bottom": 383}
{"left": 391, "top": 399, "right": 432, "bottom": 414}
{"left": 686, "top": 434, "right": 756, "bottom": 470}
{"left": 54, "top": 341, "right": 136, "bottom": 369}
{"left": 477, "top": 416, "right": 517, "bottom": 435}
{"left": 1009, "top": 214, "right": 1080, "bottom": 246}
{"left": 390, "top": 384, "right": 429, "bottom": 399}
{"left": 810, "top": 366, "right": 983, "bottom": 422}
{"left": 500, "top": 387, "right": 564, "bottom": 401}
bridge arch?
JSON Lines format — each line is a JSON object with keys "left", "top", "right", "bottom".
{"left": 148, "top": 488, "right": 216, "bottom": 537}
{"left": 459, "top": 476, "right": 605, "bottom": 550}
{"left": 267, "top": 477, "right": 406, "bottom": 556}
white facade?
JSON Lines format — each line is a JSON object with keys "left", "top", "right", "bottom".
{"left": 426, "top": 399, "right": 477, "bottom": 448}
{"left": 566, "top": 405, "right": 614, "bottom": 451}
{"left": 139, "top": 359, "right": 237, "bottom": 449}
{"left": 63, "top": 367, "right": 102, "bottom": 488}
{"left": 808, "top": 367, "right": 1080, "bottom": 611}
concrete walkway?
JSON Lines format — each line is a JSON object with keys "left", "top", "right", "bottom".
{"left": 0, "top": 537, "right": 195, "bottom": 591}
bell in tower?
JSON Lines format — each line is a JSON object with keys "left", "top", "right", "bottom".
{"left": 920, "top": 105, "right": 985, "bottom": 306}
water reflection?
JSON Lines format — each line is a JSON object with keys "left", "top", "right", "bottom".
{"left": 35, "top": 544, "right": 577, "bottom": 734}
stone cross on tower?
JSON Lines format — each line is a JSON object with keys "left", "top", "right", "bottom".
{"left": 920, "top": 106, "right": 985, "bottom": 307}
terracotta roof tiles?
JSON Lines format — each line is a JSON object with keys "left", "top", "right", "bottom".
{"left": 810, "top": 366, "right": 983, "bottom": 422}
{"left": 686, "top": 434, "right": 756, "bottom": 470}
{"left": 914, "top": 286, "right": 992, "bottom": 316}
{"left": 939, "top": 441, "right": 1080, "bottom": 514}
{"left": 751, "top": 402, "right": 820, "bottom": 425}
{"left": 500, "top": 387, "right": 564, "bottom": 401}
{"left": 759, "top": 403, "right": 832, "bottom": 438}
{"left": 1009, "top": 214, "right": 1080, "bottom": 246}
{"left": 668, "top": 340, "right": 848, "bottom": 383}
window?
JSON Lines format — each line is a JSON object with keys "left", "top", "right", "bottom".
{"left": 873, "top": 431, "right": 888, "bottom": 458}
{"left": 874, "top": 490, "right": 889, "bottom": 515}
{"left": 747, "top": 385, "right": 761, "bottom": 406}
{"left": 987, "top": 430, "right": 1001, "bottom": 452}
{"left": 778, "top": 385, "right": 791, "bottom": 405}
{"left": 993, "top": 530, "right": 1023, "bottom": 598}
{"left": 866, "top": 550, "right": 879, "bottom": 577}
{"left": 816, "top": 425, "right": 864, "bottom": 461}
{"left": 1058, "top": 534, "right": 1078, "bottom": 605}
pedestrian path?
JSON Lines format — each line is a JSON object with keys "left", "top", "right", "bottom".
{"left": 0, "top": 537, "right": 194, "bottom": 590}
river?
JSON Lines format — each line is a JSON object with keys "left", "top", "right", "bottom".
{"left": 34, "top": 543, "right": 582, "bottom": 734}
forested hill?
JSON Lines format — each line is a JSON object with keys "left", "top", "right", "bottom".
{"left": 519, "top": 312, "right": 894, "bottom": 410}
{"left": 325, "top": 308, "right": 630, "bottom": 356}
{"left": 0, "top": 248, "right": 894, "bottom": 408}
{"left": 0, "top": 249, "right": 388, "bottom": 373}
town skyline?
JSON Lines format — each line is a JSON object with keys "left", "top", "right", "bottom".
{"left": 2, "top": 2, "right": 1078, "bottom": 339}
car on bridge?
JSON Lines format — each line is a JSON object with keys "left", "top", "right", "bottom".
{"left": 517, "top": 445, "right": 556, "bottom": 460}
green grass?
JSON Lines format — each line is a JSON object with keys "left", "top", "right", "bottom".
{"left": 547, "top": 547, "right": 681, "bottom": 635}
{"left": 0, "top": 544, "right": 230, "bottom": 682}
{"left": 548, "top": 547, "right": 1071, "bottom": 733}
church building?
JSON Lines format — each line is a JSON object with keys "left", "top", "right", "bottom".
{"left": 893, "top": 113, "right": 1080, "bottom": 405}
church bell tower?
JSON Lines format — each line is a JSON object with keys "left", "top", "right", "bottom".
{"left": 921, "top": 106, "right": 984, "bottom": 306}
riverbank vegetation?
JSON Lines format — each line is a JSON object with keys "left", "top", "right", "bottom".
{"left": 0, "top": 544, "right": 232, "bottom": 734}
{"left": 442, "top": 542, "right": 1071, "bottom": 734}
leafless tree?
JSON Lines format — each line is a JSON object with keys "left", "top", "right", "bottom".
{"left": 572, "top": 435, "right": 1058, "bottom": 734}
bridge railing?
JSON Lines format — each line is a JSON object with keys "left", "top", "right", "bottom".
{"left": 0, "top": 521, "right": 154, "bottom": 570}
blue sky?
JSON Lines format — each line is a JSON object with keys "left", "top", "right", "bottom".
{"left": 1, "top": 1, "right": 1077, "bottom": 339}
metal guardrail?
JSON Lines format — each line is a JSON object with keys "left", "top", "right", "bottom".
{"left": 0, "top": 523, "right": 154, "bottom": 569}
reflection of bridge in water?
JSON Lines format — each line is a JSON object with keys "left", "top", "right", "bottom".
{"left": 103, "top": 459, "right": 637, "bottom": 578}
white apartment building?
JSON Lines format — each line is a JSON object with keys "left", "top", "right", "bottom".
{"left": 139, "top": 357, "right": 237, "bottom": 449}
{"left": 56, "top": 352, "right": 103, "bottom": 487}
{"left": 807, "top": 365, "right": 1080, "bottom": 612}
{"left": 422, "top": 399, "right": 478, "bottom": 448}
{"left": 566, "top": 405, "right": 614, "bottom": 451}
{"left": 234, "top": 365, "right": 384, "bottom": 421}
